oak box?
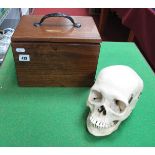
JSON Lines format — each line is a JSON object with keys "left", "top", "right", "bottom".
{"left": 11, "top": 13, "right": 102, "bottom": 86}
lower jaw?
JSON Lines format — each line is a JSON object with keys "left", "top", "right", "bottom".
{"left": 86, "top": 116, "right": 120, "bottom": 136}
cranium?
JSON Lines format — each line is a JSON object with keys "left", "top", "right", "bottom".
{"left": 86, "top": 65, "right": 143, "bottom": 136}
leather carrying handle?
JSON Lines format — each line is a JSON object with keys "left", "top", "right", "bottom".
{"left": 33, "top": 12, "right": 81, "bottom": 28}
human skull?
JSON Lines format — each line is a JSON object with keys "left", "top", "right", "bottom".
{"left": 86, "top": 65, "right": 143, "bottom": 136}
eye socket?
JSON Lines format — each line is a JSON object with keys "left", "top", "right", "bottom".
{"left": 114, "top": 99, "right": 126, "bottom": 113}
{"left": 90, "top": 90, "right": 103, "bottom": 102}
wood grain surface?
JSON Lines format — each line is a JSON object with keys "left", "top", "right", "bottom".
{"left": 12, "top": 42, "right": 100, "bottom": 86}
{"left": 12, "top": 15, "right": 101, "bottom": 86}
{"left": 12, "top": 15, "right": 102, "bottom": 43}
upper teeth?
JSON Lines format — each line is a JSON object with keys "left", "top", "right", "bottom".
{"left": 89, "top": 116, "right": 115, "bottom": 129}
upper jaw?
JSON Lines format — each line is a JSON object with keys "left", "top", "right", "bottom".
{"left": 86, "top": 114, "right": 120, "bottom": 136}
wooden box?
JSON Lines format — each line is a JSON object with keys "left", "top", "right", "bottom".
{"left": 11, "top": 13, "right": 102, "bottom": 87}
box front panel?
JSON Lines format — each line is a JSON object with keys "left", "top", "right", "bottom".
{"left": 12, "top": 42, "right": 100, "bottom": 86}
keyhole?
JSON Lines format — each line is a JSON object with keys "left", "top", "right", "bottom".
{"left": 98, "top": 105, "right": 106, "bottom": 115}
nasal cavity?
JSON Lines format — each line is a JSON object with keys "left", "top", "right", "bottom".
{"left": 98, "top": 105, "right": 106, "bottom": 115}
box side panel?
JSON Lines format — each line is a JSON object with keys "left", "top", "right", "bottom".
{"left": 11, "top": 42, "right": 100, "bottom": 87}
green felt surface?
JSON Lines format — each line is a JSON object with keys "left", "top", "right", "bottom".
{"left": 0, "top": 42, "right": 155, "bottom": 146}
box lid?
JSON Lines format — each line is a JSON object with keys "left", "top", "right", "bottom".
{"left": 12, "top": 14, "right": 102, "bottom": 43}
